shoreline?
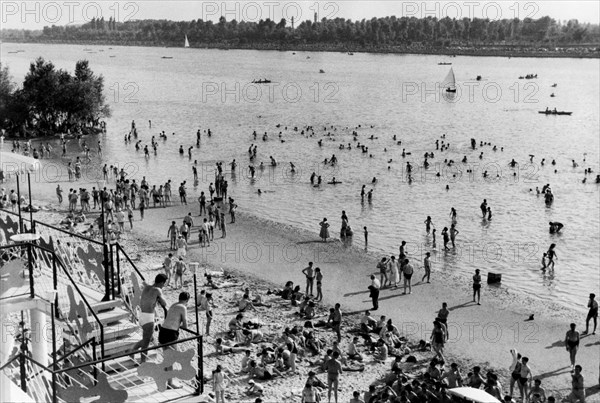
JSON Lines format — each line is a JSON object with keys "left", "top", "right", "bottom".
{"left": 13, "top": 173, "right": 600, "bottom": 399}
{"left": 2, "top": 39, "right": 599, "bottom": 59}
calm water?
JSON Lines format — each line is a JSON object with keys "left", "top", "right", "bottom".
{"left": 3, "top": 43, "right": 599, "bottom": 312}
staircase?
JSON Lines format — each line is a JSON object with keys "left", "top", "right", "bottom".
{"left": 0, "top": 214, "right": 202, "bottom": 402}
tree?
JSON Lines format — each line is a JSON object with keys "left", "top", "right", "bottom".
{"left": 1, "top": 58, "right": 110, "bottom": 136}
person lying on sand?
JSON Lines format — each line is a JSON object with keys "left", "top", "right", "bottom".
{"left": 248, "top": 360, "right": 284, "bottom": 380}
{"left": 206, "top": 274, "right": 243, "bottom": 289}
{"left": 215, "top": 338, "right": 246, "bottom": 355}
{"left": 242, "top": 328, "right": 264, "bottom": 345}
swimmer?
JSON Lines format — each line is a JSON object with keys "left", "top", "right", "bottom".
{"left": 549, "top": 222, "right": 564, "bottom": 234}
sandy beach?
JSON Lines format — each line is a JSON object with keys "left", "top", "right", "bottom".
{"left": 8, "top": 167, "right": 598, "bottom": 402}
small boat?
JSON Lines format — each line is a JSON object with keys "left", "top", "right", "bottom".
{"left": 109, "top": 55, "right": 116, "bottom": 58}
{"left": 519, "top": 76, "right": 524, "bottom": 79}
{"left": 184, "top": 35, "right": 190, "bottom": 48}
{"left": 319, "top": 69, "right": 325, "bottom": 74}
{"left": 442, "top": 67, "right": 457, "bottom": 93}
{"left": 538, "top": 110, "right": 572, "bottom": 116}
{"left": 161, "top": 56, "right": 173, "bottom": 59}
{"left": 551, "top": 83, "right": 557, "bottom": 87}
{"left": 438, "top": 62, "right": 452, "bottom": 65}
{"left": 8, "top": 51, "right": 18, "bottom": 54}
{"left": 327, "top": 181, "right": 342, "bottom": 185}
{"left": 307, "top": 56, "right": 311, "bottom": 59}
{"left": 476, "top": 75, "right": 482, "bottom": 81}
{"left": 252, "top": 79, "right": 272, "bottom": 84}
{"left": 83, "top": 48, "right": 92, "bottom": 51}
{"left": 292, "top": 52, "right": 296, "bottom": 55}
{"left": 550, "top": 93, "right": 555, "bottom": 97}
{"left": 348, "top": 52, "right": 354, "bottom": 55}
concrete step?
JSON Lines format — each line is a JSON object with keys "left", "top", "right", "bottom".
{"left": 81, "top": 308, "right": 131, "bottom": 326}
{"left": 88, "top": 320, "right": 139, "bottom": 342}
{"left": 90, "top": 299, "right": 123, "bottom": 313}
{"left": 96, "top": 334, "right": 139, "bottom": 357}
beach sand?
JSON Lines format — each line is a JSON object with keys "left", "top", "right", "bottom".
{"left": 14, "top": 173, "right": 599, "bottom": 402}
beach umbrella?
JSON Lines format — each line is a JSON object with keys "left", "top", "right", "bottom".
{"left": 448, "top": 387, "right": 501, "bottom": 403}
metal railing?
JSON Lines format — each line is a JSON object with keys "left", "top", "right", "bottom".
{"left": 0, "top": 242, "right": 106, "bottom": 364}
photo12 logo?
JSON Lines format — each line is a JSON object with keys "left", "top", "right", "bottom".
{"left": 401, "top": 80, "right": 540, "bottom": 104}
{"left": 200, "top": 81, "right": 340, "bottom": 104}
{"left": 200, "top": 1, "right": 340, "bottom": 23}
{"left": 1, "top": 1, "right": 139, "bottom": 25}
{"left": 400, "top": 1, "right": 539, "bottom": 20}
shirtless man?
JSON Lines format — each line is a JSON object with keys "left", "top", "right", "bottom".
{"left": 158, "top": 291, "right": 190, "bottom": 389}
{"left": 130, "top": 274, "right": 168, "bottom": 362}
{"left": 565, "top": 323, "right": 580, "bottom": 369}
{"left": 528, "top": 379, "right": 547, "bottom": 403}
{"left": 167, "top": 221, "right": 179, "bottom": 250}
{"left": 519, "top": 357, "right": 533, "bottom": 400}
{"left": 302, "top": 262, "right": 315, "bottom": 296}
{"left": 569, "top": 365, "right": 585, "bottom": 403}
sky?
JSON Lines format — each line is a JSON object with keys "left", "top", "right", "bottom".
{"left": 1, "top": 1, "right": 599, "bottom": 30}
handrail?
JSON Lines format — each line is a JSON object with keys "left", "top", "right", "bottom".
{"left": 33, "top": 220, "right": 103, "bottom": 246}
{"left": 54, "top": 337, "right": 96, "bottom": 366}
{"left": 53, "top": 334, "right": 202, "bottom": 375}
{"left": 180, "top": 327, "right": 199, "bottom": 336}
{"left": 52, "top": 254, "right": 106, "bottom": 366}
{"left": 0, "top": 354, "right": 20, "bottom": 372}
{"left": 0, "top": 243, "right": 104, "bottom": 358}
{"left": 115, "top": 242, "right": 145, "bottom": 281}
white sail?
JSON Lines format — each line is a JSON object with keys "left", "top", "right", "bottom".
{"left": 184, "top": 35, "right": 190, "bottom": 48}
{"left": 442, "top": 67, "right": 456, "bottom": 89}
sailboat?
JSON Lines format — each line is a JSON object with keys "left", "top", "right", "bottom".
{"left": 442, "top": 67, "right": 457, "bottom": 93}
{"left": 184, "top": 35, "right": 190, "bottom": 48}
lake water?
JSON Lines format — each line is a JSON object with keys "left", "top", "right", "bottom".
{"left": 2, "top": 43, "right": 599, "bottom": 312}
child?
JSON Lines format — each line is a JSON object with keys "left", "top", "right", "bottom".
{"left": 163, "top": 253, "right": 173, "bottom": 287}
{"left": 173, "top": 257, "right": 187, "bottom": 289}
{"left": 432, "top": 228, "right": 437, "bottom": 248}
{"left": 198, "top": 228, "right": 205, "bottom": 247}
{"left": 541, "top": 252, "right": 547, "bottom": 270}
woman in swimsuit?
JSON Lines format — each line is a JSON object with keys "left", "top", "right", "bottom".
{"left": 564, "top": 323, "right": 580, "bottom": 369}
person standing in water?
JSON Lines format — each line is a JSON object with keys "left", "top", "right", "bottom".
{"left": 441, "top": 228, "right": 449, "bottom": 250}
{"left": 546, "top": 244, "right": 557, "bottom": 270}
{"left": 450, "top": 224, "right": 459, "bottom": 248}
{"left": 422, "top": 252, "right": 432, "bottom": 283}
{"left": 480, "top": 199, "right": 487, "bottom": 217}
{"left": 449, "top": 207, "right": 457, "bottom": 222}
{"left": 565, "top": 323, "right": 580, "bottom": 370}
{"left": 472, "top": 269, "right": 482, "bottom": 305}
{"left": 424, "top": 216, "right": 433, "bottom": 234}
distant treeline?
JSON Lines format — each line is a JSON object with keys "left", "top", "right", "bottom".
{"left": 2, "top": 16, "right": 599, "bottom": 53}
